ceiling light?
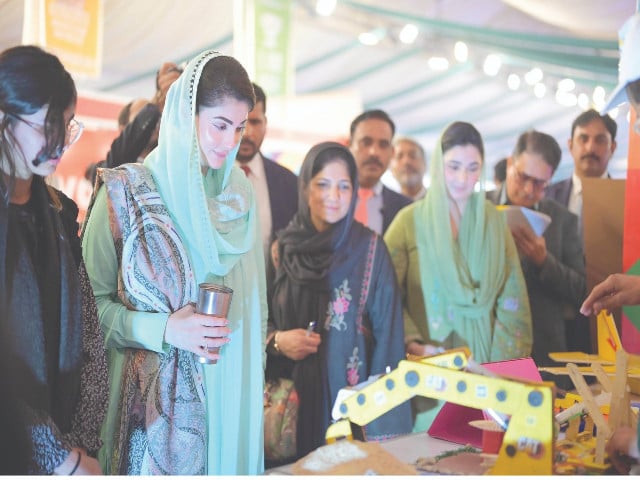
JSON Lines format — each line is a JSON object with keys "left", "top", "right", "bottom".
{"left": 483, "top": 54, "right": 501, "bottom": 76}
{"left": 555, "top": 90, "right": 577, "bottom": 107}
{"left": 533, "top": 83, "right": 546, "bottom": 98}
{"left": 578, "top": 93, "right": 590, "bottom": 110}
{"left": 454, "top": 41, "right": 468, "bottom": 62}
{"left": 524, "top": 67, "right": 543, "bottom": 85}
{"left": 557, "top": 78, "right": 576, "bottom": 92}
{"left": 315, "top": 0, "right": 336, "bottom": 16}
{"left": 428, "top": 56, "right": 449, "bottom": 71}
{"left": 359, "top": 29, "right": 384, "bottom": 46}
{"left": 399, "top": 23, "right": 418, "bottom": 44}
{"left": 592, "top": 85, "right": 606, "bottom": 104}
{"left": 507, "top": 73, "right": 520, "bottom": 90}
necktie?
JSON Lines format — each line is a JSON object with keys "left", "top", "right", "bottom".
{"left": 240, "top": 165, "right": 251, "bottom": 176}
{"left": 354, "top": 188, "right": 373, "bottom": 226}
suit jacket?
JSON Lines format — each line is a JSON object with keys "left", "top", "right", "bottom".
{"left": 487, "top": 189, "right": 586, "bottom": 372}
{"left": 544, "top": 178, "right": 572, "bottom": 208}
{"left": 381, "top": 186, "right": 412, "bottom": 235}
{"left": 546, "top": 174, "right": 612, "bottom": 210}
{"left": 546, "top": 175, "right": 605, "bottom": 354}
{"left": 263, "top": 154, "right": 298, "bottom": 241}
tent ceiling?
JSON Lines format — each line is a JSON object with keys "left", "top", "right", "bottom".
{"left": 0, "top": 0, "right": 635, "bottom": 180}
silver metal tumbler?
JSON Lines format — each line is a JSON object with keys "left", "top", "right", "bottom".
{"left": 196, "top": 283, "right": 233, "bottom": 364}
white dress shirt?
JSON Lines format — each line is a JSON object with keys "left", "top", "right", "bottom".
{"left": 236, "top": 153, "right": 272, "bottom": 260}
{"left": 568, "top": 170, "right": 608, "bottom": 239}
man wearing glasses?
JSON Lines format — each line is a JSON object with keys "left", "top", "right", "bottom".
{"left": 488, "top": 130, "right": 585, "bottom": 387}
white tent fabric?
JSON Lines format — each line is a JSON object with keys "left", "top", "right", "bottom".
{"left": 0, "top": 0, "right": 635, "bottom": 181}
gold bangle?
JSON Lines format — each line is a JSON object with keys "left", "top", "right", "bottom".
{"left": 273, "top": 331, "right": 281, "bottom": 353}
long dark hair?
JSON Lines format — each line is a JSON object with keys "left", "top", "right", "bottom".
{"left": 0, "top": 45, "right": 77, "bottom": 199}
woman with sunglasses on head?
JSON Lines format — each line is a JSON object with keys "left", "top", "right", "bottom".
{"left": 0, "top": 45, "right": 108, "bottom": 474}
{"left": 384, "top": 121, "right": 532, "bottom": 432}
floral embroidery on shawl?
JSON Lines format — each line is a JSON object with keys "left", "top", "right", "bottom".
{"left": 502, "top": 296, "right": 519, "bottom": 312}
{"left": 326, "top": 279, "right": 351, "bottom": 331}
{"left": 346, "top": 347, "right": 362, "bottom": 386}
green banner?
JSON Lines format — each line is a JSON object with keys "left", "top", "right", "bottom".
{"left": 254, "top": 0, "right": 292, "bottom": 97}
{"left": 623, "top": 260, "right": 640, "bottom": 332}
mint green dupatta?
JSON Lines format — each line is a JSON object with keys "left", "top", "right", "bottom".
{"left": 145, "top": 50, "right": 257, "bottom": 279}
{"left": 144, "top": 50, "right": 266, "bottom": 474}
{"left": 415, "top": 133, "right": 508, "bottom": 363}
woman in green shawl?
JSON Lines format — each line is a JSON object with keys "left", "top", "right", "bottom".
{"left": 384, "top": 121, "right": 532, "bottom": 431}
{"left": 81, "top": 51, "right": 266, "bottom": 474}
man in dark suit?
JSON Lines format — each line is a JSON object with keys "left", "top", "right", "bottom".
{"left": 349, "top": 109, "right": 411, "bottom": 235}
{"left": 545, "top": 109, "right": 617, "bottom": 354}
{"left": 488, "top": 130, "right": 586, "bottom": 388}
{"left": 236, "top": 83, "right": 298, "bottom": 259}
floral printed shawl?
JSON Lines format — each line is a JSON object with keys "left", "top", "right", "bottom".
{"left": 99, "top": 164, "right": 204, "bottom": 474}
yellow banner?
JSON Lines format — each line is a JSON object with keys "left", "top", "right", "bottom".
{"left": 23, "top": 0, "right": 103, "bottom": 77}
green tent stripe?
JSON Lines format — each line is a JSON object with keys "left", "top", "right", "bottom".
{"left": 366, "top": 62, "right": 475, "bottom": 106}
{"left": 102, "top": 34, "right": 233, "bottom": 91}
{"left": 304, "top": 47, "right": 423, "bottom": 93}
{"left": 341, "top": 0, "right": 617, "bottom": 51}
{"left": 297, "top": 41, "right": 362, "bottom": 72}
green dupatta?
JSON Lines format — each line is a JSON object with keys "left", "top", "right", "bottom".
{"left": 143, "top": 50, "right": 266, "bottom": 473}
{"left": 144, "top": 51, "right": 257, "bottom": 280}
{"left": 414, "top": 133, "right": 508, "bottom": 363}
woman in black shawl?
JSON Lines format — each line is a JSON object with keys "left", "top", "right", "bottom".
{"left": 0, "top": 45, "right": 107, "bottom": 474}
{"left": 266, "top": 141, "right": 411, "bottom": 462}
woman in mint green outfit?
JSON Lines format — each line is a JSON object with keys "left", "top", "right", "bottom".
{"left": 81, "top": 51, "right": 266, "bottom": 474}
{"left": 384, "top": 121, "right": 532, "bottom": 431}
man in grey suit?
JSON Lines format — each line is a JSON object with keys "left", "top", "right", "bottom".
{"left": 488, "top": 130, "right": 585, "bottom": 388}
{"left": 349, "top": 109, "right": 411, "bottom": 235}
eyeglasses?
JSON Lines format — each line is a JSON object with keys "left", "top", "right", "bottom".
{"left": 11, "top": 114, "right": 84, "bottom": 155}
{"left": 512, "top": 167, "right": 548, "bottom": 190}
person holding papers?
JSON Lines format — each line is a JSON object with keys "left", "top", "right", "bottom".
{"left": 487, "top": 130, "right": 586, "bottom": 383}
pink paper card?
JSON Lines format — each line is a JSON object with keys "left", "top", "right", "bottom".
{"left": 426, "top": 357, "right": 542, "bottom": 448}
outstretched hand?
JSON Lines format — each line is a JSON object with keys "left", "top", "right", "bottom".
{"left": 605, "top": 426, "right": 638, "bottom": 474}
{"left": 580, "top": 273, "right": 640, "bottom": 316}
